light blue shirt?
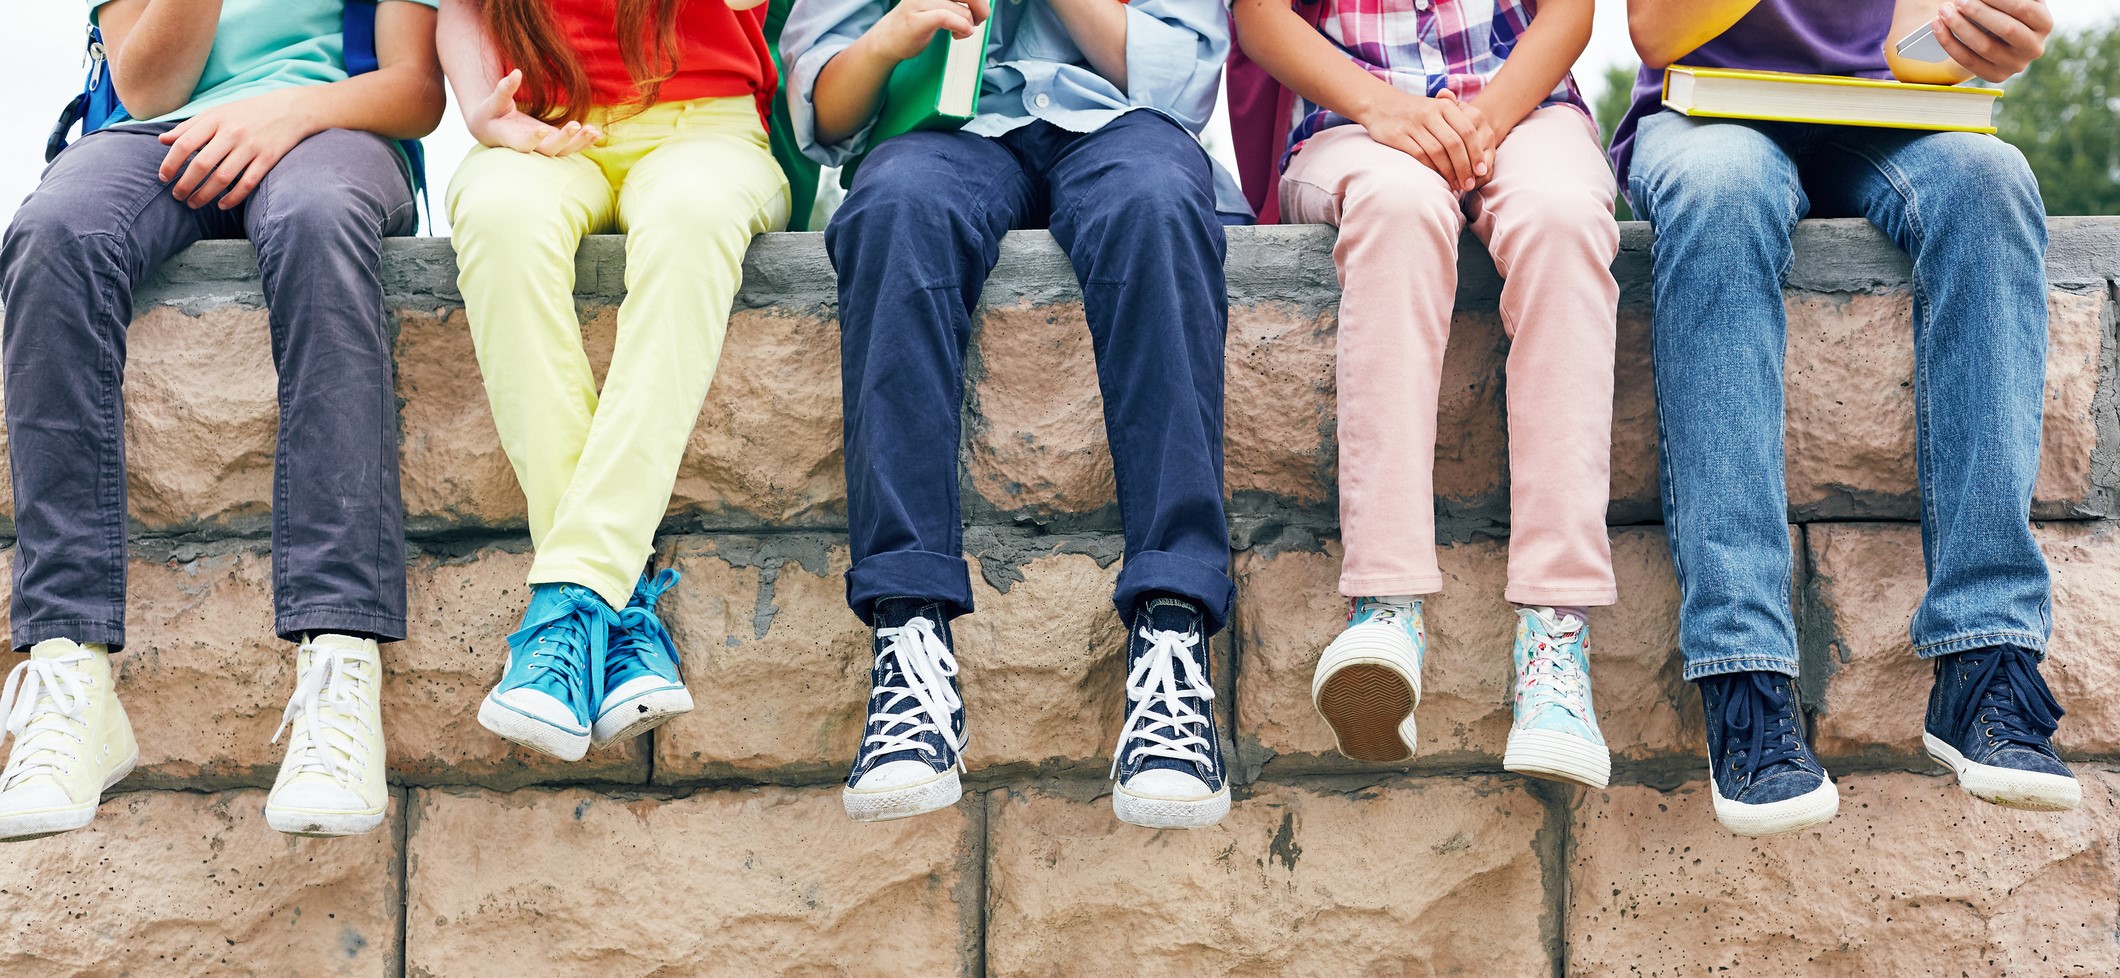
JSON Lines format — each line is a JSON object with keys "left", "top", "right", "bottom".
{"left": 780, "top": 0, "right": 1248, "bottom": 218}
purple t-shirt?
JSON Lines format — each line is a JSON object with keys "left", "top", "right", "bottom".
{"left": 1609, "top": 0, "right": 1897, "bottom": 184}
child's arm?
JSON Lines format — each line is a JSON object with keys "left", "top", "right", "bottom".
{"left": 153, "top": 1, "right": 445, "bottom": 210}
{"left": 438, "top": 0, "right": 600, "bottom": 154}
{"left": 1046, "top": 0, "right": 1128, "bottom": 90}
{"left": 1887, "top": 0, "right": 2050, "bottom": 84}
{"left": 812, "top": 0, "right": 990, "bottom": 145}
{"left": 1469, "top": 0, "right": 1591, "bottom": 141}
{"left": 97, "top": 0, "right": 224, "bottom": 122}
{"left": 1625, "top": 0, "right": 1763, "bottom": 69}
{"left": 1232, "top": 0, "right": 1490, "bottom": 191}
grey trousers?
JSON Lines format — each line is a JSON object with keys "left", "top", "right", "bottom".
{"left": 0, "top": 123, "right": 415, "bottom": 648}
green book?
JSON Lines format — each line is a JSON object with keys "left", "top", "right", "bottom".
{"left": 873, "top": 21, "right": 991, "bottom": 143}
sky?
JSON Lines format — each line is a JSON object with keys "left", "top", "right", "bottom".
{"left": 1, "top": 3, "right": 2112, "bottom": 231}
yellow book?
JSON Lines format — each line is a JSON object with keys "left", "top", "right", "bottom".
{"left": 1662, "top": 65, "right": 2001, "bottom": 134}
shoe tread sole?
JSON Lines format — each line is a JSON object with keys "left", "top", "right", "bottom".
{"left": 1315, "top": 662, "right": 1416, "bottom": 763}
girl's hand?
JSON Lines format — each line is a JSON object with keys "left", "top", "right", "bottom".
{"left": 157, "top": 88, "right": 319, "bottom": 210}
{"left": 725, "top": 0, "right": 769, "bottom": 8}
{"left": 466, "top": 69, "right": 602, "bottom": 155}
{"left": 1355, "top": 88, "right": 1495, "bottom": 192}
{"left": 865, "top": 0, "right": 990, "bottom": 62}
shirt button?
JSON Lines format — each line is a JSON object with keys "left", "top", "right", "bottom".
{"left": 1034, "top": 93, "right": 1051, "bottom": 109}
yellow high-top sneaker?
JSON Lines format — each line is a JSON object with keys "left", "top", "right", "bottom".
{"left": 0, "top": 639, "right": 138, "bottom": 841}
{"left": 265, "top": 634, "right": 388, "bottom": 837}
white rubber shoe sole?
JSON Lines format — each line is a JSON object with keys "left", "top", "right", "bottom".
{"left": 1924, "top": 732, "right": 2081, "bottom": 812}
{"left": 1505, "top": 727, "right": 1612, "bottom": 789}
{"left": 0, "top": 751, "right": 137, "bottom": 843}
{"left": 592, "top": 685, "right": 694, "bottom": 747}
{"left": 1112, "top": 783, "right": 1231, "bottom": 830}
{"left": 1312, "top": 632, "right": 1421, "bottom": 763}
{"left": 843, "top": 767, "right": 962, "bottom": 822}
{"left": 478, "top": 693, "right": 589, "bottom": 761}
{"left": 265, "top": 802, "right": 387, "bottom": 838}
{"left": 1710, "top": 770, "right": 1840, "bottom": 837}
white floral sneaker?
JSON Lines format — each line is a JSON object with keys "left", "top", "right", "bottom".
{"left": 0, "top": 639, "right": 137, "bottom": 842}
{"left": 1312, "top": 596, "right": 1425, "bottom": 762}
{"left": 1502, "top": 607, "right": 1611, "bottom": 789}
{"left": 265, "top": 634, "right": 388, "bottom": 837}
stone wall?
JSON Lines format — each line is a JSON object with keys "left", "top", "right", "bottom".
{"left": 3, "top": 218, "right": 2119, "bottom": 976}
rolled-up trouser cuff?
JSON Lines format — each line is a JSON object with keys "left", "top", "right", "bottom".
{"left": 277, "top": 608, "right": 408, "bottom": 645}
{"left": 13, "top": 617, "right": 125, "bottom": 653}
{"left": 1114, "top": 549, "right": 1236, "bottom": 636}
{"left": 846, "top": 549, "right": 975, "bottom": 626}
{"left": 1916, "top": 630, "right": 2048, "bottom": 660}
{"left": 1681, "top": 652, "right": 1799, "bottom": 683}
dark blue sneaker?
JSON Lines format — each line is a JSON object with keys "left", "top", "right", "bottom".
{"left": 477, "top": 583, "right": 620, "bottom": 761}
{"left": 1111, "top": 597, "right": 1228, "bottom": 829}
{"left": 843, "top": 597, "right": 965, "bottom": 822}
{"left": 592, "top": 569, "right": 694, "bottom": 748}
{"left": 1923, "top": 645, "right": 2079, "bottom": 811}
{"left": 1698, "top": 671, "right": 1838, "bottom": 836}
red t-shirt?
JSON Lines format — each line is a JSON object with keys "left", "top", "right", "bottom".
{"left": 538, "top": 0, "right": 775, "bottom": 121}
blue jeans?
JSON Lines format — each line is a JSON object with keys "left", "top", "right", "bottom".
{"left": 825, "top": 113, "right": 1236, "bottom": 634}
{"left": 1628, "top": 111, "right": 2051, "bottom": 680}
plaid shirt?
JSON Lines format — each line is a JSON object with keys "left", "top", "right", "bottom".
{"left": 1285, "top": 0, "right": 1592, "bottom": 166}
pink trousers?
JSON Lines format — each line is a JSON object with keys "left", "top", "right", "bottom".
{"left": 1280, "top": 106, "right": 1621, "bottom": 606}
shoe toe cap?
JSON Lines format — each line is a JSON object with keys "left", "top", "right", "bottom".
{"left": 495, "top": 687, "right": 587, "bottom": 732}
{"left": 1988, "top": 747, "right": 2073, "bottom": 779}
{"left": 268, "top": 776, "right": 372, "bottom": 814}
{"left": 1732, "top": 768, "right": 1826, "bottom": 806}
{"left": 0, "top": 779, "right": 77, "bottom": 815}
{"left": 1121, "top": 767, "right": 1215, "bottom": 801}
{"left": 852, "top": 758, "right": 947, "bottom": 792}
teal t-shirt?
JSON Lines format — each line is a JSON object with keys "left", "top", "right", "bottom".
{"left": 90, "top": 0, "right": 440, "bottom": 124}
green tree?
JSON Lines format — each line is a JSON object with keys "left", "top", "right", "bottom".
{"left": 1592, "top": 63, "right": 1641, "bottom": 219}
{"left": 1992, "top": 19, "right": 2120, "bottom": 216}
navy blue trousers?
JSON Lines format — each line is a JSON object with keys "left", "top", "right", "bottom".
{"left": 826, "top": 112, "right": 1235, "bottom": 634}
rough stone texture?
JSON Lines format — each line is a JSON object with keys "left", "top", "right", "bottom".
{"left": 651, "top": 537, "right": 866, "bottom": 782}
{"left": 1568, "top": 771, "right": 2120, "bottom": 977}
{"left": 651, "top": 539, "right": 1136, "bottom": 781}
{"left": 1808, "top": 521, "right": 2120, "bottom": 762}
{"left": 984, "top": 779, "right": 1556, "bottom": 977}
{"left": 0, "top": 789, "right": 402, "bottom": 978}
{"left": 394, "top": 306, "right": 530, "bottom": 531}
{"left": 1231, "top": 528, "right": 1706, "bottom": 774}
{"left": 404, "top": 785, "right": 977, "bottom": 978}
{"left": 1785, "top": 289, "right": 2106, "bottom": 519}
{"left": 391, "top": 546, "right": 649, "bottom": 786}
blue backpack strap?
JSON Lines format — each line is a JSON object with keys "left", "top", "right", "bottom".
{"left": 45, "top": 26, "right": 121, "bottom": 163}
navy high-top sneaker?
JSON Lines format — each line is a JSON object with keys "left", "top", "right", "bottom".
{"left": 1698, "top": 671, "right": 1838, "bottom": 836}
{"left": 1111, "top": 596, "right": 1228, "bottom": 829}
{"left": 842, "top": 597, "right": 966, "bottom": 822}
{"left": 1923, "top": 645, "right": 2079, "bottom": 811}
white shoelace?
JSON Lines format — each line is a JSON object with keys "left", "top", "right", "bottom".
{"left": 1519, "top": 612, "right": 1590, "bottom": 719}
{"left": 271, "top": 644, "right": 376, "bottom": 787}
{"left": 1356, "top": 597, "right": 1418, "bottom": 629}
{"left": 864, "top": 617, "right": 965, "bottom": 767}
{"left": 0, "top": 647, "right": 95, "bottom": 790}
{"left": 1110, "top": 626, "right": 1215, "bottom": 778}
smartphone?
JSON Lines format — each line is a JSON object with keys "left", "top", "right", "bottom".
{"left": 1896, "top": 22, "right": 1950, "bottom": 62}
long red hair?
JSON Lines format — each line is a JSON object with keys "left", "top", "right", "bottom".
{"left": 483, "top": 0, "right": 686, "bottom": 123}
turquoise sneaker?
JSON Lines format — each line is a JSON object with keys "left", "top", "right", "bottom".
{"left": 1502, "top": 607, "right": 1611, "bottom": 788}
{"left": 1311, "top": 596, "right": 1425, "bottom": 762}
{"left": 477, "top": 583, "right": 619, "bottom": 761}
{"left": 593, "top": 569, "right": 694, "bottom": 747}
